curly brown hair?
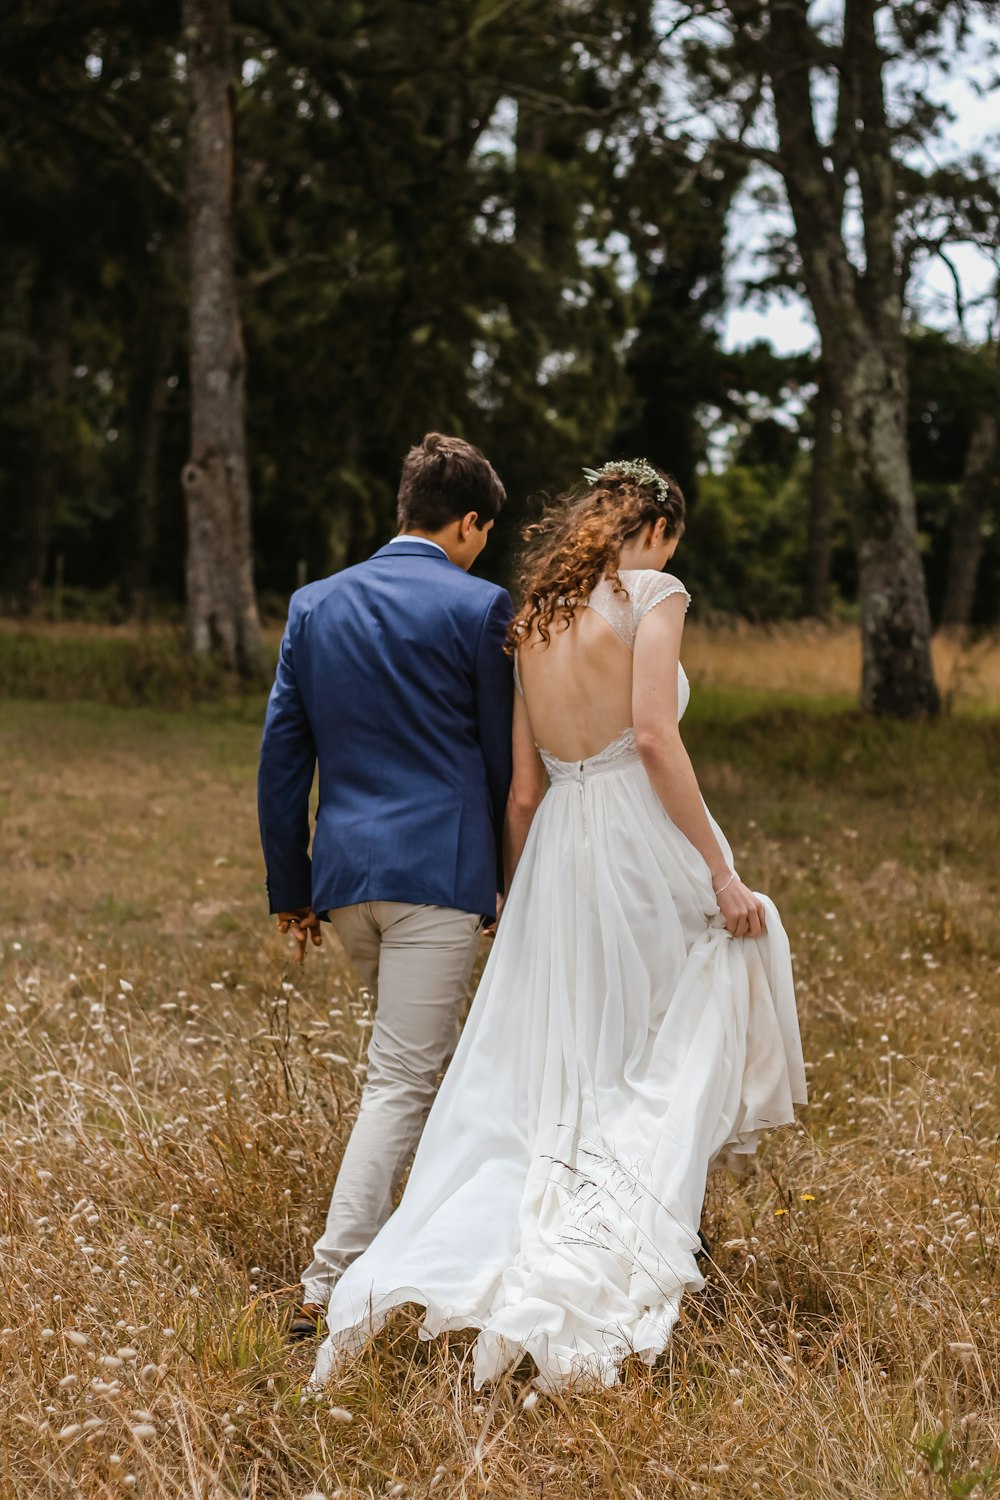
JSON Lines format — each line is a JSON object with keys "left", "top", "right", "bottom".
{"left": 507, "top": 464, "right": 686, "bottom": 651}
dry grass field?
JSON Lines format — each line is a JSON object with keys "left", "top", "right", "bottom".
{"left": 3, "top": 619, "right": 1000, "bottom": 714}
{"left": 1, "top": 630, "right": 999, "bottom": 1499}
{"left": 680, "top": 623, "right": 1000, "bottom": 713}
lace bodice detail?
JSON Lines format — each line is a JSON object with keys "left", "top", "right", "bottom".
{"left": 540, "top": 727, "right": 642, "bottom": 784}
{"left": 587, "top": 570, "right": 691, "bottom": 648}
{"left": 514, "top": 571, "right": 692, "bottom": 752}
{"left": 519, "top": 571, "right": 692, "bottom": 782}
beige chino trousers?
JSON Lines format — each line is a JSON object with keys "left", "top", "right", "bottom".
{"left": 300, "top": 901, "right": 482, "bottom": 1308}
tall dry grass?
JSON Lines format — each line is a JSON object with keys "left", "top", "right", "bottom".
{"left": 1, "top": 659, "right": 999, "bottom": 1498}
{"left": 682, "top": 622, "right": 1000, "bottom": 712}
{"left": 3, "top": 617, "right": 1000, "bottom": 714}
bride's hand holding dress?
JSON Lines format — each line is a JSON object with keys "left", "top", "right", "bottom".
{"left": 630, "top": 592, "right": 766, "bottom": 939}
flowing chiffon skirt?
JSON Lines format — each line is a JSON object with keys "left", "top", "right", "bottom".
{"left": 310, "top": 736, "right": 807, "bottom": 1392}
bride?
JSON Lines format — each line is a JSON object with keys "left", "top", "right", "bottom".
{"left": 310, "top": 459, "right": 807, "bottom": 1393}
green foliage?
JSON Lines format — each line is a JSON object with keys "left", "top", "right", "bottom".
{"left": 231, "top": 0, "right": 661, "bottom": 585}
{"left": 917, "top": 1428, "right": 998, "bottom": 1498}
{"left": 0, "top": 1, "right": 997, "bottom": 629}
{"left": 0, "top": 1, "right": 187, "bottom": 610}
{"left": 680, "top": 460, "right": 811, "bottom": 620}
{"left": 612, "top": 152, "right": 742, "bottom": 499}
{"left": 909, "top": 330, "right": 1000, "bottom": 625}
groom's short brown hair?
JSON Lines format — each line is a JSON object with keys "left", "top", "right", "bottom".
{"left": 397, "top": 432, "right": 506, "bottom": 532}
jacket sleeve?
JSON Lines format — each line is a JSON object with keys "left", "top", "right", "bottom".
{"left": 257, "top": 606, "right": 317, "bottom": 913}
{"left": 474, "top": 588, "right": 515, "bottom": 892}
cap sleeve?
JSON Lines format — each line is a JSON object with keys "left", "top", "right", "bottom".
{"left": 631, "top": 571, "right": 691, "bottom": 629}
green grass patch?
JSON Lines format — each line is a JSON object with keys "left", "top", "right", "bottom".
{"left": 0, "top": 625, "right": 277, "bottom": 707}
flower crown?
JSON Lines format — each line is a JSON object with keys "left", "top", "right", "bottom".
{"left": 582, "top": 458, "right": 673, "bottom": 511}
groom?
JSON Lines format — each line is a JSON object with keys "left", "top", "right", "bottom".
{"left": 257, "top": 432, "right": 514, "bottom": 1335}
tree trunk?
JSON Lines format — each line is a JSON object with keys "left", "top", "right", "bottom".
{"left": 940, "top": 360, "right": 999, "bottom": 631}
{"left": 181, "top": 0, "right": 262, "bottom": 677}
{"left": 759, "top": 0, "right": 939, "bottom": 716}
{"left": 837, "top": 341, "right": 939, "bottom": 716}
{"left": 804, "top": 372, "right": 836, "bottom": 619}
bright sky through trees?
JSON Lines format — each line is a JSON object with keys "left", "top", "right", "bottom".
{"left": 721, "top": 9, "right": 999, "bottom": 352}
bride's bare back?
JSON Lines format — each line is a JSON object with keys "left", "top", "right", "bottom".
{"left": 517, "top": 606, "right": 632, "bottom": 761}
{"left": 515, "top": 571, "right": 689, "bottom": 761}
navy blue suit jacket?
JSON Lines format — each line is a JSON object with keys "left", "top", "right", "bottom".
{"left": 258, "top": 539, "right": 514, "bottom": 921}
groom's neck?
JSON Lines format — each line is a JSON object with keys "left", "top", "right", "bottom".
{"left": 397, "top": 526, "right": 469, "bottom": 571}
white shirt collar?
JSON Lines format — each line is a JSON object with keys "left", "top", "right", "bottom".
{"left": 388, "top": 535, "right": 448, "bottom": 558}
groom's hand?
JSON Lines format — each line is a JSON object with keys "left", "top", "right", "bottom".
{"left": 482, "top": 892, "right": 505, "bottom": 939}
{"left": 277, "top": 906, "right": 323, "bottom": 963}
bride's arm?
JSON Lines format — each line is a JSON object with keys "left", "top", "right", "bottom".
{"left": 632, "top": 597, "right": 765, "bottom": 938}
{"left": 502, "top": 688, "right": 547, "bottom": 889}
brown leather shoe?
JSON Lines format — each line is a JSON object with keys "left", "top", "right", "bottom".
{"left": 287, "top": 1302, "right": 324, "bottom": 1343}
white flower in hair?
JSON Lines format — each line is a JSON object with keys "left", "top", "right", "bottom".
{"left": 582, "top": 459, "right": 672, "bottom": 510}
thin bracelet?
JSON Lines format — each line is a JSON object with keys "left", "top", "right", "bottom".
{"left": 713, "top": 870, "right": 738, "bottom": 896}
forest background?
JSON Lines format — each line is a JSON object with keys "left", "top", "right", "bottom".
{"left": 3, "top": 7, "right": 1000, "bottom": 1496}
{"left": 2, "top": 0, "right": 998, "bottom": 717}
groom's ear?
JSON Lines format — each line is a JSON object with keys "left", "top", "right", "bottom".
{"left": 460, "top": 510, "right": 482, "bottom": 538}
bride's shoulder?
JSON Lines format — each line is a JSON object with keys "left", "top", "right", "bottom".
{"left": 623, "top": 569, "right": 691, "bottom": 619}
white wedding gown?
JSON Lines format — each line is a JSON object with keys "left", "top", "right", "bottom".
{"left": 310, "top": 571, "right": 807, "bottom": 1393}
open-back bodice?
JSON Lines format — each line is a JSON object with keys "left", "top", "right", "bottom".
{"left": 516, "top": 570, "right": 691, "bottom": 780}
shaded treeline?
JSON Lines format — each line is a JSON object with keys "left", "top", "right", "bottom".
{"left": 0, "top": 1, "right": 997, "bottom": 704}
